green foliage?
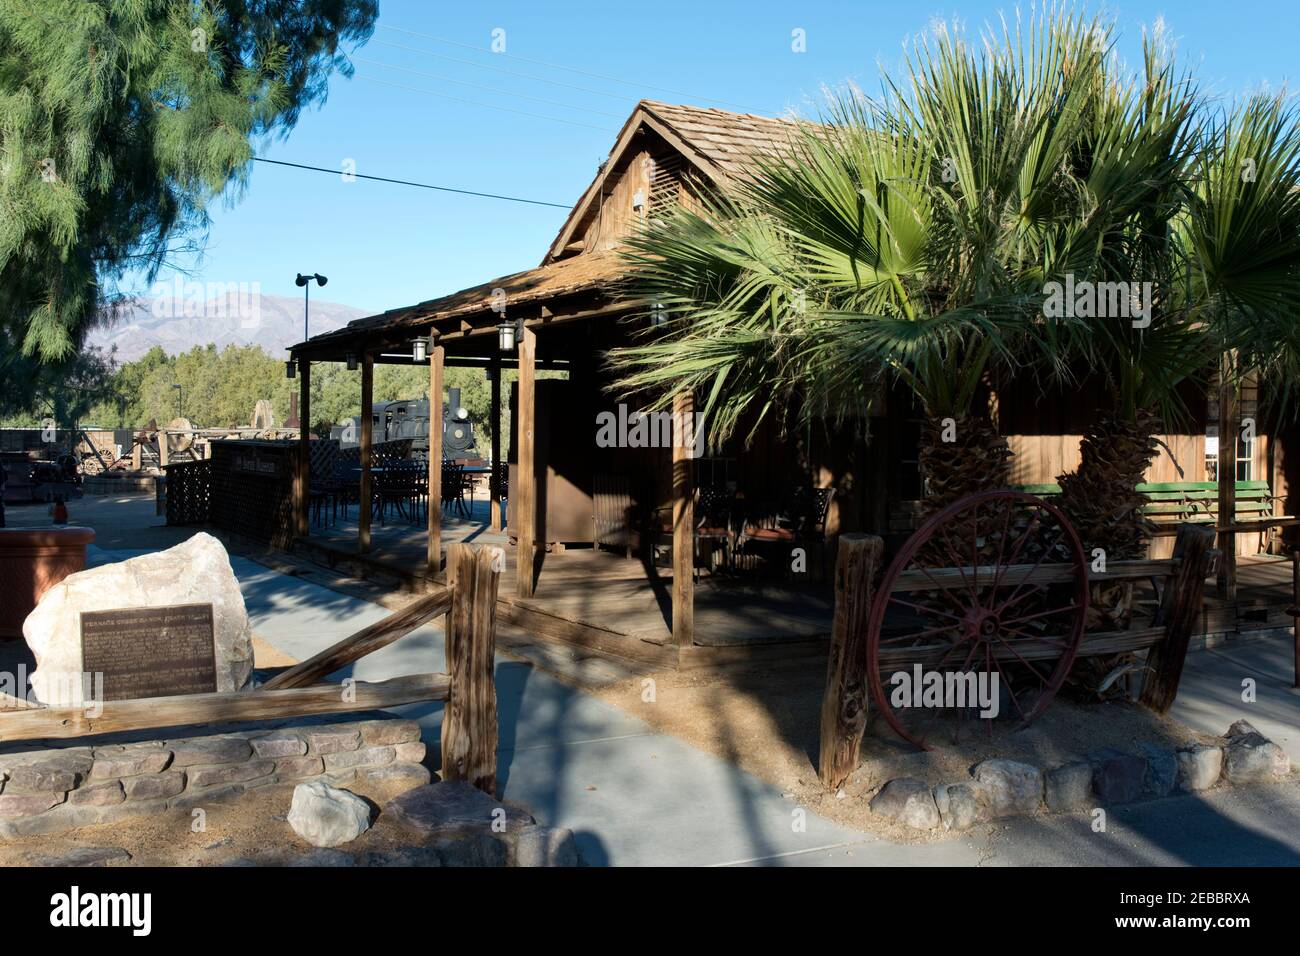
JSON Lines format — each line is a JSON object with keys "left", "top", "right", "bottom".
{"left": 0, "top": 0, "right": 377, "bottom": 364}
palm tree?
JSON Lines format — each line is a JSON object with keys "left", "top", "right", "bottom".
{"left": 609, "top": 11, "right": 1113, "bottom": 514}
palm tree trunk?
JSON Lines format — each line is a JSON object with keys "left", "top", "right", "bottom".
{"left": 917, "top": 414, "right": 1013, "bottom": 515}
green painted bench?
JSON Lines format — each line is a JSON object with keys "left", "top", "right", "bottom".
{"left": 1016, "top": 480, "right": 1289, "bottom": 541}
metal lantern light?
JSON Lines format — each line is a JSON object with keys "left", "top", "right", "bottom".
{"left": 412, "top": 336, "right": 429, "bottom": 363}
{"left": 498, "top": 317, "right": 517, "bottom": 352}
{"left": 346, "top": 352, "right": 358, "bottom": 371}
{"left": 285, "top": 359, "right": 297, "bottom": 379}
{"left": 650, "top": 302, "right": 668, "bottom": 327}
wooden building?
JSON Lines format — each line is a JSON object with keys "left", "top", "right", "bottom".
{"left": 288, "top": 100, "right": 1298, "bottom": 662}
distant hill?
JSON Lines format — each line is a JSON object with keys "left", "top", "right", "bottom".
{"left": 88, "top": 289, "right": 371, "bottom": 362}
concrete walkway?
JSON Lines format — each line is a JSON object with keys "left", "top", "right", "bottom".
{"left": 85, "top": 543, "right": 1300, "bottom": 867}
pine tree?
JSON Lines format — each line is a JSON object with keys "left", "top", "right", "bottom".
{"left": 0, "top": 0, "right": 377, "bottom": 366}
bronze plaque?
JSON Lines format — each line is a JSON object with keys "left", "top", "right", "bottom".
{"left": 80, "top": 604, "right": 218, "bottom": 701}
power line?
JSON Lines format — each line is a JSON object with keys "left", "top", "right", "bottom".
{"left": 354, "top": 73, "right": 615, "bottom": 131}
{"left": 378, "top": 24, "right": 761, "bottom": 113}
{"left": 251, "top": 157, "right": 572, "bottom": 208}
{"left": 352, "top": 55, "right": 625, "bottom": 119}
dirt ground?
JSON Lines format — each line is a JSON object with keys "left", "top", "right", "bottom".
{"left": 592, "top": 659, "right": 1224, "bottom": 843}
{"left": 0, "top": 774, "right": 436, "bottom": 867}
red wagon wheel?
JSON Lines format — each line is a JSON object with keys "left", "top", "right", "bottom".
{"left": 865, "top": 490, "right": 1089, "bottom": 750}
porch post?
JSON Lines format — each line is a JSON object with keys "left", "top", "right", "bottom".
{"left": 427, "top": 342, "right": 444, "bottom": 573}
{"left": 489, "top": 355, "right": 502, "bottom": 533}
{"left": 672, "top": 391, "right": 695, "bottom": 647}
{"left": 296, "top": 357, "right": 311, "bottom": 537}
{"left": 516, "top": 327, "right": 536, "bottom": 598}
{"left": 359, "top": 352, "right": 374, "bottom": 554}
{"left": 1217, "top": 351, "right": 1238, "bottom": 600}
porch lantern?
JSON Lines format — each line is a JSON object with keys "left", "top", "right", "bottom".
{"left": 346, "top": 352, "right": 358, "bottom": 371}
{"left": 285, "top": 358, "right": 297, "bottom": 379}
{"left": 412, "top": 336, "right": 429, "bottom": 363}
{"left": 498, "top": 316, "right": 520, "bottom": 352}
{"left": 650, "top": 302, "right": 668, "bottom": 327}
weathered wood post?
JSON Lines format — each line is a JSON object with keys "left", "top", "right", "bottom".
{"left": 427, "top": 341, "right": 444, "bottom": 573}
{"left": 672, "top": 391, "right": 695, "bottom": 648}
{"left": 1140, "top": 522, "right": 1217, "bottom": 713}
{"left": 296, "top": 357, "right": 311, "bottom": 537}
{"left": 516, "top": 327, "right": 536, "bottom": 598}
{"left": 818, "top": 533, "right": 883, "bottom": 790}
{"left": 441, "top": 543, "right": 502, "bottom": 794}
{"left": 359, "top": 353, "right": 374, "bottom": 554}
{"left": 489, "top": 355, "right": 502, "bottom": 533}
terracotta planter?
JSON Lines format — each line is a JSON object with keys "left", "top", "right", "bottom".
{"left": 0, "top": 527, "right": 95, "bottom": 639}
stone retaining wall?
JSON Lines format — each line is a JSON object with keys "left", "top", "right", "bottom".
{"left": 0, "top": 716, "right": 429, "bottom": 838}
{"left": 870, "top": 719, "right": 1293, "bottom": 832}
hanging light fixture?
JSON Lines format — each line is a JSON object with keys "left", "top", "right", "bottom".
{"left": 650, "top": 302, "right": 668, "bottom": 327}
{"left": 345, "top": 352, "right": 358, "bottom": 371}
{"left": 412, "top": 336, "right": 429, "bottom": 363}
{"left": 498, "top": 317, "right": 518, "bottom": 352}
{"left": 285, "top": 358, "right": 297, "bottom": 379}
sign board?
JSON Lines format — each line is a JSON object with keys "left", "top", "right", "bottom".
{"left": 80, "top": 603, "right": 218, "bottom": 701}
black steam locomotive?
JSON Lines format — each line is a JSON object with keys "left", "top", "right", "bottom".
{"left": 330, "top": 387, "right": 480, "bottom": 460}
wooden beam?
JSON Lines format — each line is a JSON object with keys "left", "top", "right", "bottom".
{"left": 490, "top": 356, "right": 502, "bottom": 532}
{"left": 359, "top": 353, "right": 374, "bottom": 554}
{"left": 440, "top": 544, "right": 503, "bottom": 794}
{"left": 1140, "top": 523, "right": 1217, "bottom": 713}
{"left": 516, "top": 327, "right": 536, "bottom": 598}
{"left": 818, "top": 534, "right": 883, "bottom": 790}
{"left": 0, "top": 674, "right": 449, "bottom": 743}
{"left": 427, "top": 344, "right": 444, "bottom": 572}
{"left": 261, "top": 587, "right": 452, "bottom": 690}
{"left": 296, "top": 359, "right": 311, "bottom": 537}
{"left": 1217, "top": 352, "right": 1238, "bottom": 600}
{"left": 672, "top": 391, "right": 695, "bottom": 647}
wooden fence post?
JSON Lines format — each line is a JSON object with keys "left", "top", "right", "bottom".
{"left": 441, "top": 543, "right": 503, "bottom": 794}
{"left": 818, "top": 533, "right": 883, "bottom": 790}
{"left": 1140, "top": 523, "right": 1217, "bottom": 714}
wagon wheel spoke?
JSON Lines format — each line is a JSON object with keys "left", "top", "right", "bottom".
{"left": 887, "top": 595, "right": 964, "bottom": 622}
{"left": 1001, "top": 603, "right": 1084, "bottom": 627}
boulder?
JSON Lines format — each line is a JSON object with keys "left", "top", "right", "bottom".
{"left": 1139, "top": 744, "right": 1178, "bottom": 798}
{"left": 506, "top": 826, "right": 580, "bottom": 867}
{"left": 1176, "top": 745, "right": 1223, "bottom": 792}
{"left": 869, "top": 778, "right": 940, "bottom": 830}
{"left": 972, "top": 759, "right": 1043, "bottom": 817}
{"left": 383, "top": 782, "right": 534, "bottom": 839}
{"left": 24, "top": 533, "right": 253, "bottom": 706}
{"left": 1045, "top": 762, "right": 1094, "bottom": 812}
{"left": 287, "top": 781, "right": 372, "bottom": 847}
{"left": 1223, "top": 734, "right": 1290, "bottom": 784}
{"left": 933, "top": 783, "right": 987, "bottom": 830}
{"left": 1090, "top": 749, "right": 1147, "bottom": 804}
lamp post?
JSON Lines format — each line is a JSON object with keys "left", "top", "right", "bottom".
{"left": 288, "top": 272, "right": 327, "bottom": 378}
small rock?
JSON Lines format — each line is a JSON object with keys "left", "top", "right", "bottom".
{"left": 1176, "top": 745, "right": 1224, "bottom": 791}
{"left": 168, "top": 737, "right": 251, "bottom": 768}
{"left": 933, "top": 783, "right": 986, "bottom": 830}
{"left": 287, "top": 781, "right": 372, "bottom": 847}
{"left": 1045, "top": 762, "right": 1094, "bottom": 812}
{"left": 186, "top": 760, "right": 275, "bottom": 788}
{"left": 89, "top": 749, "right": 170, "bottom": 780}
{"left": 0, "top": 792, "right": 65, "bottom": 818}
{"left": 68, "top": 781, "right": 125, "bottom": 807}
{"left": 392, "top": 742, "right": 426, "bottom": 764}
{"left": 383, "top": 782, "right": 534, "bottom": 839}
{"left": 1223, "top": 734, "right": 1290, "bottom": 783}
{"left": 507, "top": 826, "right": 579, "bottom": 867}
{"left": 122, "top": 771, "right": 185, "bottom": 801}
{"left": 275, "top": 756, "right": 326, "bottom": 780}
{"left": 359, "top": 720, "right": 421, "bottom": 746}
{"left": 306, "top": 728, "right": 361, "bottom": 755}
{"left": 252, "top": 733, "right": 307, "bottom": 759}
{"left": 4, "top": 760, "right": 81, "bottom": 793}
{"left": 360, "top": 763, "right": 431, "bottom": 788}
{"left": 1090, "top": 749, "right": 1147, "bottom": 804}
{"left": 973, "top": 759, "right": 1043, "bottom": 817}
{"left": 322, "top": 745, "right": 394, "bottom": 771}
{"left": 29, "top": 846, "right": 131, "bottom": 867}
{"left": 1139, "top": 744, "right": 1178, "bottom": 797}
{"left": 434, "top": 832, "right": 508, "bottom": 867}
{"left": 869, "top": 778, "right": 940, "bottom": 830}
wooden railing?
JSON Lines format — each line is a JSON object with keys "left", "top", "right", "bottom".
{"left": 0, "top": 542, "right": 504, "bottom": 793}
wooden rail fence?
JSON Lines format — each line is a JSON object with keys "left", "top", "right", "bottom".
{"left": 0, "top": 542, "right": 504, "bottom": 794}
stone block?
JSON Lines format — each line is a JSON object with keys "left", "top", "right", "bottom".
{"left": 185, "top": 760, "right": 274, "bottom": 789}
{"left": 869, "top": 778, "right": 940, "bottom": 830}
{"left": 973, "top": 759, "right": 1043, "bottom": 816}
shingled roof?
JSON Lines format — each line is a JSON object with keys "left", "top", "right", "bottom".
{"left": 294, "top": 100, "right": 805, "bottom": 355}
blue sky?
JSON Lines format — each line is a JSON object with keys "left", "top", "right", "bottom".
{"left": 135, "top": 0, "right": 1300, "bottom": 316}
